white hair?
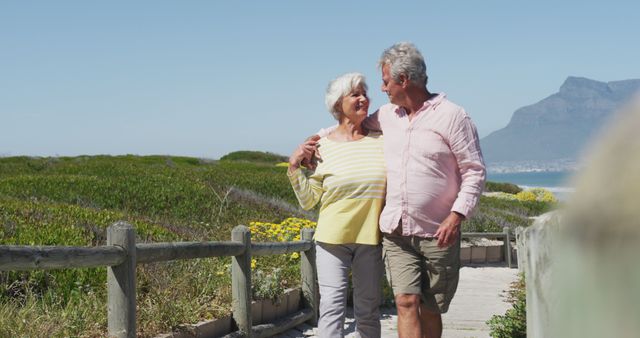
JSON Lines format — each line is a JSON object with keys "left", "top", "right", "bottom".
{"left": 378, "top": 42, "right": 428, "bottom": 87}
{"left": 324, "top": 72, "right": 368, "bottom": 120}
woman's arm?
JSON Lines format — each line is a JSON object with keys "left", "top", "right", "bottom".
{"left": 288, "top": 138, "right": 320, "bottom": 173}
{"left": 287, "top": 140, "right": 324, "bottom": 210}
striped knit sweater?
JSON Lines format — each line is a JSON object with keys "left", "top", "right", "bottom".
{"left": 287, "top": 132, "right": 386, "bottom": 245}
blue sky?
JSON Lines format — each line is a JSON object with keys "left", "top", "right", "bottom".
{"left": 2, "top": 1, "right": 639, "bottom": 159}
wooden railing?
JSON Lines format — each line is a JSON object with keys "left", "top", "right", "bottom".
{"left": 0, "top": 223, "right": 516, "bottom": 337}
{"left": 0, "top": 222, "right": 319, "bottom": 338}
{"left": 461, "top": 227, "right": 515, "bottom": 267}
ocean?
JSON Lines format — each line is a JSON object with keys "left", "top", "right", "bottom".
{"left": 487, "top": 171, "right": 575, "bottom": 200}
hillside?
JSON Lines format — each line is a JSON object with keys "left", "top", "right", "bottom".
{"left": 0, "top": 154, "right": 312, "bottom": 337}
{"left": 481, "top": 76, "right": 640, "bottom": 164}
{"left": 0, "top": 154, "right": 553, "bottom": 337}
{"left": 0, "top": 155, "right": 309, "bottom": 237}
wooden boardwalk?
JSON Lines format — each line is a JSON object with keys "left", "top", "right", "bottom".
{"left": 276, "top": 266, "right": 518, "bottom": 338}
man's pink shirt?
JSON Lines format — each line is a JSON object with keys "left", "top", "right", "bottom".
{"left": 364, "top": 93, "right": 486, "bottom": 237}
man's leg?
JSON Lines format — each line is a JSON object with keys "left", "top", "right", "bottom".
{"left": 395, "top": 293, "right": 422, "bottom": 338}
{"left": 419, "top": 304, "right": 442, "bottom": 338}
{"left": 416, "top": 236, "right": 461, "bottom": 338}
{"left": 382, "top": 233, "right": 425, "bottom": 338}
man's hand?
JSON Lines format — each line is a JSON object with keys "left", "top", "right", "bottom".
{"left": 299, "top": 135, "right": 322, "bottom": 170}
{"left": 434, "top": 212, "right": 464, "bottom": 248}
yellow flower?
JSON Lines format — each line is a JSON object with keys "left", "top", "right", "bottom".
{"left": 515, "top": 190, "right": 537, "bottom": 202}
{"left": 515, "top": 188, "right": 557, "bottom": 203}
{"left": 529, "top": 187, "right": 558, "bottom": 203}
{"left": 251, "top": 259, "right": 257, "bottom": 269}
{"left": 290, "top": 252, "right": 300, "bottom": 260}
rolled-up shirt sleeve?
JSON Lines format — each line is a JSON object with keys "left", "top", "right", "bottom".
{"left": 449, "top": 112, "right": 486, "bottom": 218}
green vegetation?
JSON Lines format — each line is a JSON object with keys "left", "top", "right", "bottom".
{"left": 0, "top": 155, "right": 555, "bottom": 336}
{"left": 219, "top": 150, "right": 288, "bottom": 164}
{"left": 0, "top": 155, "right": 305, "bottom": 337}
{"left": 487, "top": 274, "right": 527, "bottom": 338}
{"left": 463, "top": 194, "right": 554, "bottom": 233}
{"left": 485, "top": 181, "right": 523, "bottom": 194}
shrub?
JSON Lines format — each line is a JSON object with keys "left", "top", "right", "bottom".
{"left": 487, "top": 192, "right": 518, "bottom": 201}
{"left": 252, "top": 268, "right": 285, "bottom": 302}
{"left": 249, "top": 217, "right": 317, "bottom": 242}
{"left": 528, "top": 187, "right": 558, "bottom": 203}
{"left": 219, "top": 151, "right": 288, "bottom": 164}
{"left": 487, "top": 274, "right": 526, "bottom": 338}
{"left": 485, "top": 181, "right": 523, "bottom": 194}
{"left": 515, "top": 190, "right": 537, "bottom": 202}
{"left": 248, "top": 217, "right": 316, "bottom": 293}
{"left": 515, "top": 187, "right": 558, "bottom": 204}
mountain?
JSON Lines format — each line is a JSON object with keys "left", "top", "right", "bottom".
{"left": 481, "top": 76, "right": 640, "bottom": 166}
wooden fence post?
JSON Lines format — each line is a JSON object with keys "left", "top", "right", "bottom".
{"left": 107, "top": 222, "right": 137, "bottom": 338}
{"left": 503, "top": 227, "right": 512, "bottom": 268}
{"left": 231, "top": 225, "right": 252, "bottom": 337}
{"left": 515, "top": 226, "right": 526, "bottom": 272}
{"left": 300, "top": 228, "right": 318, "bottom": 325}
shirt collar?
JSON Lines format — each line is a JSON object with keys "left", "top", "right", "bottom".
{"left": 394, "top": 92, "right": 446, "bottom": 116}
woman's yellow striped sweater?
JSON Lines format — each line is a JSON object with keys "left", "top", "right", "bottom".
{"left": 288, "top": 132, "right": 386, "bottom": 245}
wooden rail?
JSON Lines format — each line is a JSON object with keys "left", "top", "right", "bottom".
{"left": 0, "top": 221, "right": 319, "bottom": 338}
{"left": 461, "top": 227, "right": 514, "bottom": 268}
{"left": 0, "top": 224, "right": 514, "bottom": 337}
{"left": 0, "top": 245, "right": 126, "bottom": 270}
{"left": 136, "top": 241, "right": 245, "bottom": 264}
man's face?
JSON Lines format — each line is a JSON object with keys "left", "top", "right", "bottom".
{"left": 381, "top": 64, "right": 405, "bottom": 106}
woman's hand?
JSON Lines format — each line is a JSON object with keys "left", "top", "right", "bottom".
{"left": 288, "top": 136, "right": 320, "bottom": 173}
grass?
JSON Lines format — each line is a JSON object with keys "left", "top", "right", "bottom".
{"left": 0, "top": 154, "right": 309, "bottom": 337}
{"left": 484, "top": 181, "right": 523, "bottom": 194}
{"left": 0, "top": 153, "right": 554, "bottom": 336}
{"left": 463, "top": 195, "right": 553, "bottom": 233}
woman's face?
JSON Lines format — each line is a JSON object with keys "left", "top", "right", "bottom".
{"left": 340, "top": 85, "right": 369, "bottom": 123}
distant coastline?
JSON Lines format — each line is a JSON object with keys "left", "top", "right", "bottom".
{"left": 486, "top": 158, "right": 579, "bottom": 174}
{"left": 487, "top": 170, "right": 575, "bottom": 201}
{"left": 487, "top": 170, "right": 574, "bottom": 186}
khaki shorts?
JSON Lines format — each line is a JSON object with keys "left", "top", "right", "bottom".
{"left": 382, "top": 232, "right": 460, "bottom": 314}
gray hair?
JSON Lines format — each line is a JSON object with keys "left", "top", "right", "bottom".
{"left": 324, "top": 72, "right": 368, "bottom": 120}
{"left": 378, "top": 42, "right": 428, "bottom": 87}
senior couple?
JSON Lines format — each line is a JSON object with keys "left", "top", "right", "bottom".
{"left": 287, "top": 42, "right": 485, "bottom": 338}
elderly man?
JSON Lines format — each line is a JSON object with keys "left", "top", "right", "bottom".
{"left": 311, "top": 42, "right": 485, "bottom": 338}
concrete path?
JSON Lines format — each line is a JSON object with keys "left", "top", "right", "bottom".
{"left": 276, "top": 266, "right": 519, "bottom": 338}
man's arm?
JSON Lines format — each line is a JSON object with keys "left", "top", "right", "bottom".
{"left": 435, "top": 111, "right": 486, "bottom": 248}
{"left": 316, "top": 125, "right": 337, "bottom": 138}
{"left": 362, "top": 110, "right": 381, "bottom": 132}
{"left": 434, "top": 211, "right": 464, "bottom": 248}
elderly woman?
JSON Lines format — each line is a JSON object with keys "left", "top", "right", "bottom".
{"left": 287, "top": 72, "right": 385, "bottom": 338}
